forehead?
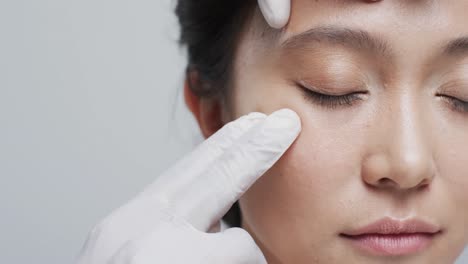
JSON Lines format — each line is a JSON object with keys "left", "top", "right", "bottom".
{"left": 231, "top": 0, "right": 468, "bottom": 88}
{"left": 287, "top": 0, "right": 467, "bottom": 37}
{"left": 240, "top": 0, "right": 468, "bottom": 58}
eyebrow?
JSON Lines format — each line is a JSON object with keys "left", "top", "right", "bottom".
{"left": 280, "top": 26, "right": 392, "bottom": 58}
{"left": 280, "top": 26, "right": 468, "bottom": 59}
{"left": 444, "top": 37, "right": 468, "bottom": 55}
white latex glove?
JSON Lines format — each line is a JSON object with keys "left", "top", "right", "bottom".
{"left": 258, "top": 0, "right": 383, "bottom": 29}
{"left": 258, "top": 0, "right": 291, "bottom": 29}
{"left": 77, "top": 109, "right": 302, "bottom": 264}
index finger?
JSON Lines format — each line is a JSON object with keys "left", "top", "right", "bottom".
{"left": 176, "top": 109, "right": 302, "bottom": 231}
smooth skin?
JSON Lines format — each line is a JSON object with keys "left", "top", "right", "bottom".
{"left": 193, "top": 0, "right": 468, "bottom": 263}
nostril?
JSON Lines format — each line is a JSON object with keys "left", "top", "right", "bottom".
{"left": 416, "top": 178, "right": 431, "bottom": 190}
{"left": 377, "top": 178, "right": 397, "bottom": 187}
{"left": 417, "top": 183, "right": 429, "bottom": 191}
{"left": 375, "top": 176, "right": 432, "bottom": 191}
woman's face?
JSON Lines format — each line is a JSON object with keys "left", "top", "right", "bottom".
{"left": 226, "top": 0, "right": 468, "bottom": 263}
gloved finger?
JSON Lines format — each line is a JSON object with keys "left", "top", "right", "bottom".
{"left": 140, "top": 112, "right": 267, "bottom": 196}
{"left": 176, "top": 108, "right": 301, "bottom": 231}
{"left": 258, "top": 0, "right": 291, "bottom": 29}
{"left": 77, "top": 113, "right": 266, "bottom": 255}
{"left": 76, "top": 113, "right": 267, "bottom": 264}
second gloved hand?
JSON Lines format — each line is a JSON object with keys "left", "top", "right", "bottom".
{"left": 258, "top": 0, "right": 291, "bottom": 28}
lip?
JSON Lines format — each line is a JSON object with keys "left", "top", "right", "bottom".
{"left": 340, "top": 217, "right": 442, "bottom": 256}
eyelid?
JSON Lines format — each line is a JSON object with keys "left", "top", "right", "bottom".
{"left": 295, "top": 81, "right": 368, "bottom": 109}
{"left": 438, "top": 79, "right": 468, "bottom": 102}
{"left": 438, "top": 94, "right": 468, "bottom": 103}
{"left": 436, "top": 80, "right": 468, "bottom": 113}
{"left": 296, "top": 79, "right": 368, "bottom": 95}
{"left": 436, "top": 94, "right": 468, "bottom": 113}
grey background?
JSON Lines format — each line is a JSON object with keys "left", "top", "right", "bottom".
{"left": 0, "top": 1, "right": 466, "bottom": 263}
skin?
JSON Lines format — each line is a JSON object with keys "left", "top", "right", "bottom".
{"left": 185, "top": 0, "right": 468, "bottom": 263}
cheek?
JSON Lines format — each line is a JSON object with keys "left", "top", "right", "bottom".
{"left": 431, "top": 123, "right": 468, "bottom": 217}
{"left": 239, "top": 115, "right": 365, "bottom": 241}
{"left": 275, "top": 120, "right": 361, "bottom": 202}
{"left": 437, "top": 143, "right": 468, "bottom": 221}
{"left": 238, "top": 94, "right": 371, "bottom": 225}
{"left": 431, "top": 143, "right": 468, "bottom": 254}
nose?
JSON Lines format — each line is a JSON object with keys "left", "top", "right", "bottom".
{"left": 361, "top": 96, "right": 435, "bottom": 191}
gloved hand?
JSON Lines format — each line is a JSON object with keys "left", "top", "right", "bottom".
{"left": 76, "top": 109, "right": 302, "bottom": 264}
{"left": 258, "top": 0, "right": 382, "bottom": 29}
{"left": 258, "top": 0, "right": 291, "bottom": 29}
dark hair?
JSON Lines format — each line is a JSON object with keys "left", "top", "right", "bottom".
{"left": 175, "top": 0, "right": 257, "bottom": 227}
{"left": 175, "top": 0, "right": 256, "bottom": 98}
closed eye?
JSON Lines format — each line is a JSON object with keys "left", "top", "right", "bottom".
{"left": 436, "top": 93, "right": 468, "bottom": 113}
{"left": 297, "top": 82, "right": 368, "bottom": 109}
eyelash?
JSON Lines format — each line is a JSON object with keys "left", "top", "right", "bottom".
{"left": 297, "top": 83, "right": 366, "bottom": 109}
{"left": 298, "top": 84, "right": 468, "bottom": 113}
{"left": 436, "top": 94, "right": 468, "bottom": 113}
